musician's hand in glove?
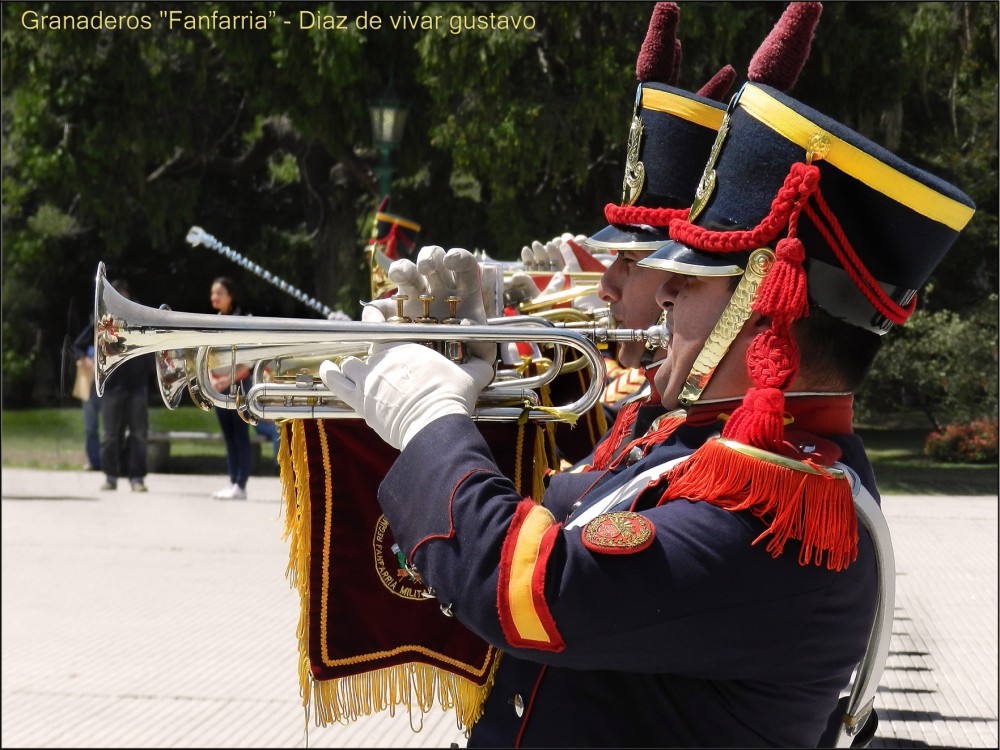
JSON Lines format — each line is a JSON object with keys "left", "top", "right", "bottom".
{"left": 521, "top": 238, "right": 563, "bottom": 272}
{"left": 319, "top": 343, "right": 495, "bottom": 451}
{"left": 504, "top": 272, "right": 542, "bottom": 306}
{"left": 362, "top": 245, "right": 488, "bottom": 333}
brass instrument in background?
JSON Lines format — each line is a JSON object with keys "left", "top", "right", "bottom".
{"left": 95, "top": 263, "right": 668, "bottom": 424}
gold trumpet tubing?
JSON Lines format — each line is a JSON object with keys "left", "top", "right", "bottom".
{"left": 503, "top": 270, "right": 606, "bottom": 283}
{"left": 205, "top": 342, "right": 365, "bottom": 372}
{"left": 523, "top": 307, "right": 596, "bottom": 324}
{"left": 516, "top": 284, "right": 600, "bottom": 314}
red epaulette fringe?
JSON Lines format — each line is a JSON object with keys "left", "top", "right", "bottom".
{"left": 656, "top": 438, "right": 859, "bottom": 571}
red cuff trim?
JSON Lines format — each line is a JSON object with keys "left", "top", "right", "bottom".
{"left": 497, "top": 499, "right": 566, "bottom": 652}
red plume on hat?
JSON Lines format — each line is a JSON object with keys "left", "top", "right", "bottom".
{"left": 748, "top": 1, "right": 823, "bottom": 92}
{"left": 636, "top": 2, "right": 680, "bottom": 83}
{"left": 696, "top": 65, "right": 737, "bottom": 102}
{"left": 638, "top": 3, "right": 736, "bottom": 102}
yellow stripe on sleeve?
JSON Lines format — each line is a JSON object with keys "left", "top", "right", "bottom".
{"left": 507, "top": 504, "right": 557, "bottom": 643}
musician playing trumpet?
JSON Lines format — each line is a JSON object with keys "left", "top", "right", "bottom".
{"left": 311, "top": 2, "right": 978, "bottom": 745}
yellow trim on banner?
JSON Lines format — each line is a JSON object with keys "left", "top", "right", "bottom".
{"left": 642, "top": 87, "right": 726, "bottom": 131}
{"left": 508, "top": 504, "right": 558, "bottom": 643}
{"left": 739, "top": 84, "right": 975, "bottom": 232}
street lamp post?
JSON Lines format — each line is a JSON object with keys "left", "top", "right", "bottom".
{"left": 368, "top": 78, "right": 409, "bottom": 197}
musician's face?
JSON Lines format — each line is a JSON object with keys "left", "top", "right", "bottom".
{"left": 598, "top": 251, "right": 668, "bottom": 369}
{"left": 651, "top": 272, "right": 754, "bottom": 410}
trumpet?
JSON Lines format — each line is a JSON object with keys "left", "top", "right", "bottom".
{"left": 95, "top": 263, "right": 667, "bottom": 424}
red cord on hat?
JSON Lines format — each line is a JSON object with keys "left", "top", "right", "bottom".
{"left": 669, "top": 162, "right": 820, "bottom": 253}
{"left": 604, "top": 203, "right": 688, "bottom": 227}
{"left": 803, "top": 193, "right": 917, "bottom": 325}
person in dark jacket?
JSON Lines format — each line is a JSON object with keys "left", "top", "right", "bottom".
{"left": 72, "top": 318, "right": 102, "bottom": 471}
{"left": 99, "top": 279, "right": 152, "bottom": 492}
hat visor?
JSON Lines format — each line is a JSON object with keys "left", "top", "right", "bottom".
{"left": 636, "top": 240, "right": 746, "bottom": 276}
{"left": 584, "top": 223, "right": 672, "bottom": 253}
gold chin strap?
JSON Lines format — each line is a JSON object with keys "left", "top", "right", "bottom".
{"left": 678, "top": 247, "right": 775, "bottom": 407}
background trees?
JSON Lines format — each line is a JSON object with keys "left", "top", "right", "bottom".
{"left": 2, "top": 1, "right": 997, "bottom": 425}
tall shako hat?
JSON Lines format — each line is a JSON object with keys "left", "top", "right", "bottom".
{"left": 641, "top": 8, "right": 976, "bottom": 574}
{"left": 369, "top": 210, "right": 421, "bottom": 260}
{"left": 636, "top": 0, "right": 823, "bottom": 275}
{"left": 586, "top": 2, "right": 734, "bottom": 253}
{"left": 650, "top": 83, "right": 977, "bottom": 332}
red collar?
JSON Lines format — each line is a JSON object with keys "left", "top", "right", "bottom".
{"left": 684, "top": 393, "right": 854, "bottom": 432}
{"left": 685, "top": 393, "right": 855, "bottom": 466}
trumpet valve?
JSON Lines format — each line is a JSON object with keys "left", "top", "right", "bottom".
{"left": 388, "top": 294, "right": 411, "bottom": 323}
{"left": 441, "top": 296, "right": 468, "bottom": 363}
{"left": 415, "top": 294, "right": 438, "bottom": 324}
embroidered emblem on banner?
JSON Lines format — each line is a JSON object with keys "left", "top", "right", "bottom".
{"left": 581, "top": 512, "right": 655, "bottom": 555}
{"left": 373, "top": 515, "right": 431, "bottom": 600}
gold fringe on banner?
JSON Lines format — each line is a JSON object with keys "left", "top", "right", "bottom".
{"left": 280, "top": 419, "right": 505, "bottom": 737}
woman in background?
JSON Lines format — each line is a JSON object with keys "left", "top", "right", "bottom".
{"left": 208, "top": 276, "right": 252, "bottom": 500}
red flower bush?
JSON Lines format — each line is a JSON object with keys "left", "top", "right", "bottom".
{"left": 924, "top": 418, "right": 999, "bottom": 464}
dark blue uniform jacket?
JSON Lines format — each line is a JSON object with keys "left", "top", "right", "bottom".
{"left": 378, "top": 397, "right": 879, "bottom": 748}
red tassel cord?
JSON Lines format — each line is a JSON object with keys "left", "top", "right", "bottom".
{"left": 604, "top": 203, "right": 688, "bottom": 228}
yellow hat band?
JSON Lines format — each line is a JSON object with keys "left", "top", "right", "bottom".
{"left": 739, "top": 84, "right": 975, "bottom": 232}
{"left": 642, "top": 87, "right": 726, "bottom": 132}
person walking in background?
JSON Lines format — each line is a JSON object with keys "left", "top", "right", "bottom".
{"left": 208, "top": 276, "right": 252, "bottom": 500}
{"left": 99, "top": 279, "right": 152, "bottom": 492}
{"left": 72, "top": 318, "right": 102, "bottom": 472}
{"left": 253, "top": 419, "right": 281, "bottom": 475}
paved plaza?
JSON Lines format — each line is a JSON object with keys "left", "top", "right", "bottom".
{"left": 2, "top": 467, "right": 997, "bottom": 748}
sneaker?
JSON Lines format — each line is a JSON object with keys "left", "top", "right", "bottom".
{"left": 99, "top": 480, "right": 117, "bottom": 491}
{"left": 130, "top": 481, "right": 148, "bottom": 493}
{"left": 214, "top": 484, "right": 247, "bottom": 501}
{"left": 212, "top": 483, "right": 237, "bottom": 499}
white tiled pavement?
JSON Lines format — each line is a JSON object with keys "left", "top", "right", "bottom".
{"left": 1, "top": 468, "right": 996, "bottom": 748}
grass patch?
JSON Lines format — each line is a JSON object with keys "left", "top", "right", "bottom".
{"left": 2, "top": 408, "right": 996, "bottom": 494}
{"left": 858, "top": 427, "right": 998, "bottom": 495}
{"left": 1, "top": 404, "right": 249, "bottom": 474}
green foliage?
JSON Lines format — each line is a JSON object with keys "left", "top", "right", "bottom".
{"left": 924, "top": 417, "right": 999, "bottom": 464}
{"left": 857, "top": 294, "right": 999, "bottom": 429}
{"left": 1, "top": 1, "right": 997, "bottom": 409}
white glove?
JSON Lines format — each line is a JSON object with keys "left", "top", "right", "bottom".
{"left": 504, "top": 272, "right": 542, "bottom": 305}
{"left": 360, "top": 245, "right": 495, "bottom": 362}
{"left": 319, "top": 343, "right": 495, "bottom": 450}
{"left": 364, "top": 246, "right": 485, "bottom": 320}
{"left": 521, "top": 238, "right": 564, "bottom": 271}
